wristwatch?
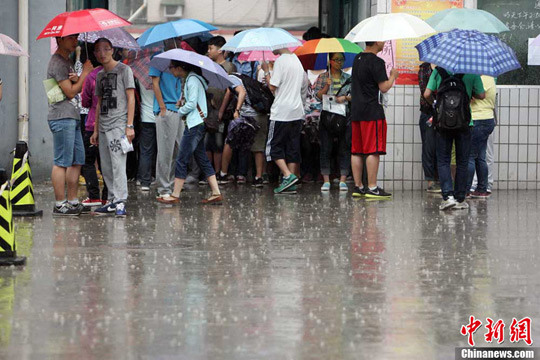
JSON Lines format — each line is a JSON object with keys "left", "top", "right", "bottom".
{"left": 126, "top": 124, "right": 134, "bottom": 129}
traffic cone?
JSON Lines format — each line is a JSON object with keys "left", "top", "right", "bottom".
{"left": 0, "top": 168, "right": 26, "bottom": 266}
{"left": 10, "top": 141, "right": 42, "bottom": 217}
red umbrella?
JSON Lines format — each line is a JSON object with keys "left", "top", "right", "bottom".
{"left": 36, "top": 8, "right": 131, "bottom": 40}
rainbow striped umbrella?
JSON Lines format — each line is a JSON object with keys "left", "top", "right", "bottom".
{"left": 294, "top": 38, "right": 362, "bottom": 70}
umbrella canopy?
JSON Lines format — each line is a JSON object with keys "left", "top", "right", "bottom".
{"left": 78, "top": 28, "right": 140, "bottom": 49}
{"left": 37, "top": 8, "right": 131, "bottom": 39}
{"left": 137, "top": 19, "right": 217, "bottom": 47}
{"left": 426, "top": 8, "right": 509, "bottom": 34}
{"left": 294, "top": 38, "right": 362, "bottom": 70}
{"left": 221, "top": 27, "right": 301, "bottom": 52}
{"left": 125, "top": 46, "right": 163, "bottom": 90}
{"left": 345, "top": 13, "right": 435, "bottom": 42}
{"left": 238, "top": 44, "right": 302, "bottom": 62}
{"left": 0, "top": 34, "right": 29, "bottom": 57}
{"left": 415, "top": 29, "right": 520, "bottom": 77}
{"left": 531, "top": 34, "right": 540, "bottom": 47}
{"left": 149, "top": 49, "right": 232, "bottom": 89}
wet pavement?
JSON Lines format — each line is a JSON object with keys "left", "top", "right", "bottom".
{"left": 0, "top": 183, "right": 539, "bottom": 359}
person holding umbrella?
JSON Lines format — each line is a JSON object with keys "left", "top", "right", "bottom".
{"left": 157, "top": 60, "right": 223, "bottom": 205}
{"left": 350, "top": 41, "right": 398, "bottom": 199}
{"left": 90, "top": 38, "right": 136, "bottom": 217}
{"left": 47, "top": 33, "right": 94, "bottom": 216}
{"left": 313, "top": 52, "right": 352, "bottom": 192}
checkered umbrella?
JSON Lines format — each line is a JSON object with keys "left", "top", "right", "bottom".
{"left": 415, "top": 29, "right": 520, "bottom": 77}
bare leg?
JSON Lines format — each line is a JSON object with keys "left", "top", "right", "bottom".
{"left": 171, "top": 178, "right": 186, "bottom": 198}
{"left": 214, "top": 152, "right": 222, "bottom": 174}
{"left": 340, "top": 175, "right": 347, "bottom": 183}
{"left": 221, "top": 144, "right": 233, "bottom": 174}
{"left": 66, "top": 165, "right": 81, "bottom": 200}
{"left": 351, "top": 155, "right": 364, "bottom": 188}
{"left": 323, "top": 175, "right": 330, "bottom": 183}
{"left": 275, "top": 159, "right": 292, "bottom": 177}
{"left": 51, "top": 165, "right": 67, "bottom": 201}
{"left": 365, "top": 154, "right": 380, "bottom": 188}
{"left": 253, "top": 152, "right": 264, "bottom": 178}
{"left": 207, "top": 175, "right": 221, "bottom": 195}
{"left": 288, "top": 163, "right": 299, "bottom": 178}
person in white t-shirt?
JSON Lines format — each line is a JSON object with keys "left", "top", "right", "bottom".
{"left": 262, "top": 49, "right": 308, "bottom": 194}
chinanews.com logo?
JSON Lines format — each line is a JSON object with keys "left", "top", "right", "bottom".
{"left": 456, "top": 316, "right": 538, "bottom": 359}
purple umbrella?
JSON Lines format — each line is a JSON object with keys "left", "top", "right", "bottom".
{"left": 149, "top": 49, "right": 232, "bottom": 89}
{"left": 78, "top": 27, "right": 140, "bottom": 49}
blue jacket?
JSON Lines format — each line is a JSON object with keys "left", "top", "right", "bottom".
{"left": 178, "top": 73, "right": 208, "bottom": 129}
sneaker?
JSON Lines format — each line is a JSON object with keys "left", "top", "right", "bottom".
{"left": 273, "top": 174, "right": 299, "bottom": 194}
{"left": 53, "top": 202, "right": 82, "bottom": 216}
{"left": 352, "top": 186, "right": 366, "bottom": 198}
{"left": 93, "top": 202, "right": 117, "bottom": 216}
{"left": 185, "top": 175, "right": 198, "bottom": 184}
{"left": 321, "top": 182, "right": 331, "bottom": 191}
{"left": 339, "top": 182, "right": 348, "bottom": 192}
{"left": 252, "top": 177, "right": 264, "bottom": 188}
{"left": 82, "top": 198, "right": 103, "bottom": 207}
{"left": 136, "top": 180, "right": 142, "bottom": 186}
{"left": 115, "top": 202, "right": 127, "bottom": 217}
{"left": 141, "top": 186, "right": 150, "bottom": 192}
{"left": 236, "top": 176, "right": 246, "bottom": 184}
{"left": 453, "top": 201, "right": 469, "bottom": 210}
{"left": 277, "top": 185, "right": 297, "bottom": 195}
{"left": 217, "top": 173, "right": 229, "bottom": 185}
{"left": 439, "top": 196, "right": 457, "bottom": 211}
{"left": 470, "top": 191, "right": 490, "bottom": 199}
{"left": 365, "top": 187, "right": 392, "bottom": 199}
{"left": 198, "top": 179, "right": 208, "bottom": 186}
{"left": 426, "top": 183, "right": 442, "bottom": 193}
{"left": 156, "top": 191, "right": 170, "bottom": 199}
{"left": 262, "top": 173, "right": 270, "bottom": 184}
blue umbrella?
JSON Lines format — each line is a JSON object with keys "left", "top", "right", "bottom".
{"left": 426, "top": 8, "right": 509, "bottom": 34}
{"left": 148, "top": 49, "right": 232, "bottom": 89}
{"left": 137, "top": 19, "right": 217, "bottom": 47}
{"left": 221, "top": 27, "right": 301, "bottom": 52}
{"left": 415, "top": 29, "right": 520, "bottom": 77}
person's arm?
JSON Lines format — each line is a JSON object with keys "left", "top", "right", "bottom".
{"left": 81, "top": 73, "right": 94, "bottom": 108}
{"left": 218, "top": 89, "right": 233, "bottom": 121}
{"left": 471, "top": 75, "right": 486, "bottom": 100}
{"left": 378, "top": 68, "right": 398, "bottom": 93}
{"left": 90, "top": 97, "right": 101, "bottom": 145}
{"left": 233, "top": 85, "right": 246, "bottom": 119}
{"left": 151, "top": 76, "right": 167, "bottom": 117}
{"left": 58, "top": 60, "right": 93, "bottom": 99}
{"left": 314, "top": 73, "right": 330, "bottom": 100}
{"left": 126, "top": 88, "right": 135, "bottom": 142}
{"left": 261, "top": 61, "right": 277, "bottom": 93}
{"left": 423, "top": 70, "right": 438, "bottom": 105}
{"left": 178, "top": 78, "right": 198, "bottom": 116}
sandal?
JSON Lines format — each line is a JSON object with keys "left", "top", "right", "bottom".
{"left": 201, "top": 194, "right": 223, "bottom": 205}
{"left": 157, "top": 195, "right": 180, "bottom": 204}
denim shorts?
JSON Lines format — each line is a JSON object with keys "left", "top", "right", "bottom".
{"left": 48, "top": 118, "right": 85, "bottom": 167}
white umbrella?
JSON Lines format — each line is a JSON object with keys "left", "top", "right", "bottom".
{"left": 0, "top": 34, "right": 29, "bottom": 57}
{"left": 345, "top": 13, "right": 436, "bottom": 43}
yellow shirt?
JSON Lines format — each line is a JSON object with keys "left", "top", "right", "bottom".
{"left": 471, "top": 75, "right": 496, "bottom": 120}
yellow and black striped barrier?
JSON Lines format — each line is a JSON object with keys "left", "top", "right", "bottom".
{"left": 10, "top": 141, "right": 42, "bottom": 217}
{"left": 0, "top": 168, "right": 26, "bottom": 266}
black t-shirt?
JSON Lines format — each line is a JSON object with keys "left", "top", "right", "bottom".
{"left": 351, "top": 52, "right": 388, "bottom": 122}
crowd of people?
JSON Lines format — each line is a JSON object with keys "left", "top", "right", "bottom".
{"left": 42, "top": 26, "right": 494, "bottom": 217}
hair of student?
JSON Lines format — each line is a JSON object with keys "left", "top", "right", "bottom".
{"left": 365, "top": 41, "right": 375, "bottom": 47}
{"left": 208, "top": 36, "right": 226, "bottom": 49}
{"left": 170, "top": 60, "right": 208, "bottom": 83}
{"left": 95, "top": 37, "right": 114, "bottom": 49}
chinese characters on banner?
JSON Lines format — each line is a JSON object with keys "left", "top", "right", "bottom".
{"left": 460, "top": 316, "right": 533, "bottom": 347}
{"left": 391, "top": 0, "right": 464, "bottom": 85}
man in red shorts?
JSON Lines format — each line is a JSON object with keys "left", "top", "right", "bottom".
{"left": 350, "top": 41, "right": 398, "bottom": 199}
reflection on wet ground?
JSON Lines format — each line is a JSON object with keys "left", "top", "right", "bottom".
{"left": 0, "top": 183, "right": 538, "bottom": 359}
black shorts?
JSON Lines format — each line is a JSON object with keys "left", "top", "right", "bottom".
{"left": 265, "top": 120, "right": 303, "bottom": 163}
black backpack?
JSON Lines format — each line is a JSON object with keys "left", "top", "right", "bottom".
{"left": 232, "top": 73, "right": 274, "bottom": 114}
{"left": 434, "top": 67, "right": 471, "bottom": 131}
